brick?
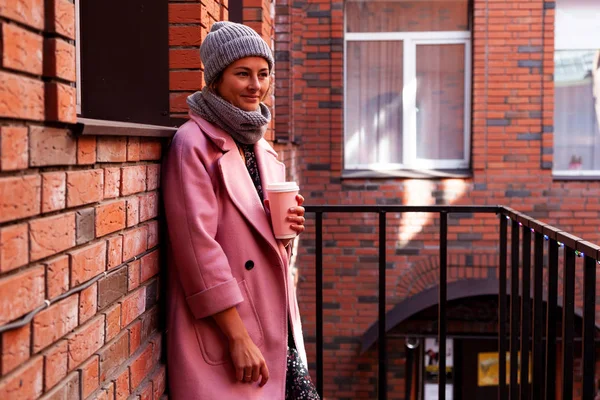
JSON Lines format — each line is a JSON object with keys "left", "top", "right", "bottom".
{"left": 0, "top": 175, "right": 41, "bottom": 223}
{"left": 98, "top": 330, "right": 128, "bottom": 382}
{"left": 67, "top": 314, "right": 105, "bottom": 371}
{"left": 79, "top": 282, "right": 98, "bottom": 324}
{"left": 41, "top": 172, "right": 66, "bottom": 213}
{"left": 146, "top": 164, "right": 160, "bottom": 191}
{"left": 0, "top": 265, "right": 44, "bottom": 325}
{"left": 128, "top": 321, "right": 141, "bottom": 355}
{"left": 66, "top": 169, "right": 104, "bottom": 207}
{"left": 107, "top": 235, "right": 123, "bottom": 269}
{"left": 77, "top": 136, "right": 97, "bottom": 165}
{"left": 146, "top": 221, "right": 159, "bottom": 248}
{"left": 139, "top": 192, "right": 158, "bottom": 222}
{"left": 104, "top": 167, "right": 121, "bottom": 199}
{"left": 97, "top": 267, "right": 128, "bottom": 309}
{"left": 95, "top": 200, "right": 126, "bottom": 237}
{"left": 1, "top": 22, "right": 43, "bottom": 74}
{"left": 121, "top": 165, "right": 146, "bottom": 196}
{"left": 46, "top": 0, "right": 75, "bottom": 39}
{"left": 103, "top": 303, "right": 121, "bottom": 342}
{"left": 149, "top": 332, "right": 162, "bottom": 364}
{"left": 126, "top": 197, "right": 140, "bottom": 228}
{"left": 45, "top": 81, "right": 76, "bottom": 123}
{"left": 140, "top": 250, "right": 159, "bottom": 283}
{"left": 169, "top": 25, "right": 202, "bottom": 46}
{"left": 43, "top": 339, "right": 68, "bottom": 390}
{"left": 138, "top": 381, "right": 153, "bottom": 400}
{"left": 141, "top": 308, "right": 158, "bottom": 343}
{"left": 0, "top": 223, "right": 28, "bottom": 272}
{"left": 45, "top": 255, "right": 69, "bottom": 298}
{"left": 0, "top": 71, "right": 44, "bottom": 120}
{"left": 29, "top": 126, "right": 76, "bottom": 166}
{"left": 170, "top": 70, "right": 203, "bottom": 90}
{"left": 42, "top": 369, "right": 78, "bottom": 399}
{"left": 0, "top": 0, "right": 44, "bottom": 29}
{"left": 0, "top": 126, "right": 28, "bottom": 171}
{"left": 43, "top": 38, "right": 76, "bottom": 81}
{"left": 75, "top": 208, "right": 95, "bottom": 245}
{"left": 151, "top": 365, "right": 167, "bottom": 399}
{"left": 128, "top": 259, "right": 141, "bottom": 291}
{"left": 94, "top": 382, "right": 114, "bottom": 400}
{"left": 69, "top": 240, "right": 106, "bottom": 286}
{"left": 29, "top": 212, "right": 75, "bottom": 261}
{"left": 139, "top": 139, "right": 162, "bottom": 160}
{"left": 114, "top": 367, "right": 130, "bottom": 400}
{"left": 121, "top": 286, "right": 146, "bottom": 327}
{"left": 32, "top": 295, "right": 78, "bottom": 353}
{"left": 129, "top": 344, "right": 153, "bottom": 390}
{"left": 97, "top": 137, "right": 127, "bottom": 162}
{"left": 122, "top": 226, "right": 148, "bottom": 261}
{"left": 127, "top": 137, "right": 140, "bottom": 161}
{"left": 169, "top": 49, "right": 202, "bottom": 69}
{"left": 0, "top": 356, "right": 43, "bottom": 399}
{"left": 168, "top": 3, "right": 201, "bottom": 23}
{"left": 79, "top": 355, "right": 99, "bottom": 398}
{"left": 1, "top": 323, "right": 30, "bottom": 375}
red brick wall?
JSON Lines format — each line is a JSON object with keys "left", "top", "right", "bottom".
{"left": 279, "top": 0, "right": 600, "bottom": 398}
{"left": 0, "top": 1, "right": 168, "bottom": 398}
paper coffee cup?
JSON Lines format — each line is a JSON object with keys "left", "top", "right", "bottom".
{"left": 265, "top": 182, "right": 300, "bottom": 239}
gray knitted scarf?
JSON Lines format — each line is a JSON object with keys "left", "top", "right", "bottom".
{"left": 186, "top": 88, "right": 271, "bottom": 145}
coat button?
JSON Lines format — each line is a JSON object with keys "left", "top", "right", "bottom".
{"left": 245, "top": 260, "right": 255, "bottom": 271}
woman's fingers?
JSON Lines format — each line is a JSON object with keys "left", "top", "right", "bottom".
{"left": 296, "top": 194, "right": 305, "bottom": 206}
{"left": 244, "top": 366, "right": 253, "bottom": 383}
{"left": 236, "top": 367, "right": 245, "bottom": 382}
{"left": 251, "top": 364, "right": 261, "bottom": 382}
{"left": 259, "top": 362, "right": 270, "bottom": 387}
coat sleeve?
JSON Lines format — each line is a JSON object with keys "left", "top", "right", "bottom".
{"left": 162, "top": 131, "right": 243, "bottom": 319}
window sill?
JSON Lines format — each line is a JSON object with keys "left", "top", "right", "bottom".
{"left": 553, "top": 173, "right": 600, "bottom": 181}
{"left": 76, "top": 117, "right": 178, "bottom": 138}
{"left": 341, "top": 169, "right": 472, "bottom": 180}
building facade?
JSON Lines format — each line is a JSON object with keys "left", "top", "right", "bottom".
{"left": 0, "top": 0, "right": 599, "bottom": 399}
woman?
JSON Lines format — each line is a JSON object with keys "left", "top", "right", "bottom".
{"left": 162, "top": 21, "right": 319, "bottom": 400}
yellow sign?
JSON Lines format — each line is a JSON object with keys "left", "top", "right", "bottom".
{"left": 477, "top": 352, "right": 532, "bottom": 387}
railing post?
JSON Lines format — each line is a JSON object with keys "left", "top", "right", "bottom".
{"left": 316, "top": 212, "right": 323, "bottom": 398}
{"left": 545, "top": 239, "right": 559, "bottom": 400}
{"left": 520, "top": 227, "right": 531, "bottom": 400}
{"left": 510, "top": 219, "right": 520, "bottom": 400}
{"left": 378, "top": 211, "right": 387, "bottom": 400}
{"left": 499, "top": 214, "right": 508, "bottom": 400}
{"left": 439, "top": 211, "right": 448, "bottom": 400}
{"left": 531, "top": 232, "right": 545, "bottom": 400}
{"left": 582, "top": 254, "right": 596, "bottom": 399}
{"left": 561, "top": 246, "right": 575, "bottom": 400}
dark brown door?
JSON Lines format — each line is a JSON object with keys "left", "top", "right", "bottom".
{"left": 458, "top": 339, "right": 499, "bottom": 400}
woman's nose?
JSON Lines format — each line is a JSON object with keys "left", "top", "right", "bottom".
{"left": 248, "top": 75, "right": 260, "bottom": 90}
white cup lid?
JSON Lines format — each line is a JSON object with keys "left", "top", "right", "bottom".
{"left": 266, "top": 182, "right": 299, "bottom": 192}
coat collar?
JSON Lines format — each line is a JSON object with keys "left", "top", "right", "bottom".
{"left": 190, "top": 112, "right": 286, "bottom": 265}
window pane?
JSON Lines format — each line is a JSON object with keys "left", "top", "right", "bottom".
{"left": 346, "top": 41, "right": 404, "bottom": 167}
{"left": 553, "top": 50, "right": 600, "bottom": 171}
{"left": 416, "top": 44, "right": 465, "bottom": 160}
{"left": 346, "top": 0, "right": 469, "bottom": 33}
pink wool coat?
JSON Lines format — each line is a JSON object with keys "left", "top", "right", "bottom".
{"left": 162, "top": 113, "right": 307, "bottom": 400}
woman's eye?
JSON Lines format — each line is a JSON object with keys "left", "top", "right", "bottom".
{"left": 237, "top": 72, "right": 248, "bottom": 77}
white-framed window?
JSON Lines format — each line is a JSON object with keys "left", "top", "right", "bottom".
{"left": 553, "top": 0, "right": 600, "bottom": 176}
{"left": 344, "top": 0, "right": 472, "bottom": 171}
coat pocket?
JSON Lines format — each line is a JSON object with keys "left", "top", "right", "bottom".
{"left": 194, "top": 279, "right": 265, "bottom": 365}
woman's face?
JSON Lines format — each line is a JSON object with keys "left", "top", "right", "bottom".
{"left": 214, "top": 57, "right": 271, "bottom": 112}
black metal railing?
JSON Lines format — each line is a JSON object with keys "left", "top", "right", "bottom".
{"left": 304, "top": 205, "right": 599, "bottom": 400}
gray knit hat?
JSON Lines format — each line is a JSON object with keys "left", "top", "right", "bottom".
{"left": 200, "top": 21, "right": 274, "bottom": 85}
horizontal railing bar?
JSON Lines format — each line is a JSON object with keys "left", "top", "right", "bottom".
{"left": 576, "top": 240, "right": 600, "bottom": 258}
{"left": 304, "top": 205, "right": 502, "bottom": 213}
{"left": 558, "top": 232, "right": 582, "bottom": 250}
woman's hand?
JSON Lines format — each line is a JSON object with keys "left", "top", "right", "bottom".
{"left": 229, "top": 335, "right": 270, "bottom": 386}
{"left": 264, "top": 194, "right": 305, "bottom": 248}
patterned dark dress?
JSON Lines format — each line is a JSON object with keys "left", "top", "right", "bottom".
{"left": 238, "top": 142, "right": 320, "bottom": 400}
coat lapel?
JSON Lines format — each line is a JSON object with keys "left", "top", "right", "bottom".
{"left": 191, "top": 114, "right": 283, "bottom": 261}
